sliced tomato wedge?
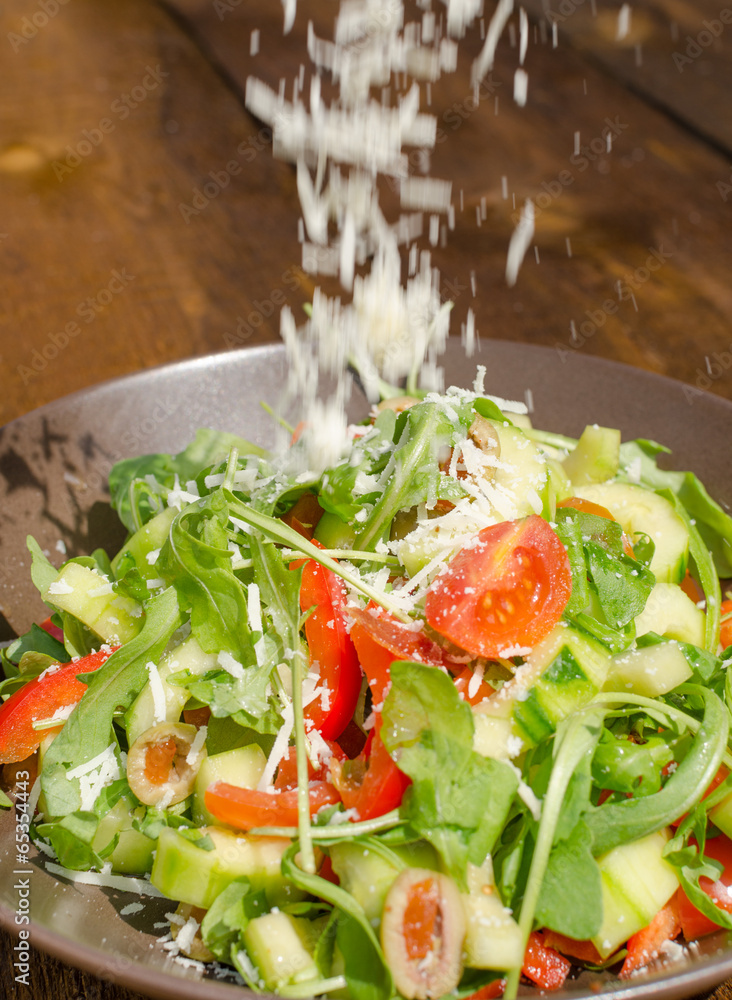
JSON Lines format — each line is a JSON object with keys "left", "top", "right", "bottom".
{"left": 679, "top": 834, "right": 732, "bottom": 939}
{"left": 425, "top": 515, "right": 572, "bottom": 659}
{"left": 204, "top": 779, "right": 341, "bottom": 830}
{"left": 541, "top": 931, "right": 604, "bottom": 965}
{"left": 348, "top": 605, "right": 452, "bottom": 704}
{"left": 0, "top": 646, "right": 116, "bottom": 765}
{"left": 522, "top": 931, "right": 571, "bottom": 991}
{"left": 296, "top": 549, "right": 363, "bottom": 741}
{"left": 620, "top": 896, "right": 681, "bottom": 978}
{"left": 330, "top": 720, "right": 410, "bottom": 822}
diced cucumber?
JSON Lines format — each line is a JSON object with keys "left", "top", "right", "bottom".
{"left": 150, "top": 826, "right": 304, "bottom": 909}
{"left": 125, "top": 635, "right": 218, "bottom": 746}
{"left": 43, "top": 562, "right": 142, "bottom": 645}
{"left": 461, "top": 893, "right": 523, "bottom": 970}
{"left": 193, "top": 745, "right": 267, "bottom": 827}
{"left": 709, "top": 794, "right": 732, "bottom": 839}
{"left": 634, "top": 582, "right": 706, "bottom": 647}
{"left": 329, "top": 840, "right": 438, "bottom": 924}
{"left": 111, "top": 505, "right": 177, "bottom": 580}
{"left": 604, "top": 640, "right": 692, "bottom": 698}
{"left": 243, "top": 911, "right": 320, "bottom": 991}
{"left": 472, "top": 714, "right": 516, "bottom": 762}
{"left": 562, "top": 425, "right": 620, "bottom": 487}
{"left": 575, "top": 482, "right": 689, "bottom": 583}
{"left": 398, "top": 518, "right": 482, "bottom": 580}
{"left": 490, "top": 422, "right": 550, "bottom": 519}
{"left": 475, "top": 623, "right": 611, "bottom": 751}
{"left": 92, "top": 798, "right": 154, "bottom": 874}
{"left": 591, "top": 830, "right": 679, "bottom": 958}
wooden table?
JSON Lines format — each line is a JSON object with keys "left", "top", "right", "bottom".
{"left": 0, "top": 0, "right": 731, "bottom": 997}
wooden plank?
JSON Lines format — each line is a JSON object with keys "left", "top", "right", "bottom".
{"left": 166, "top": 0, "right": 732, "bottom": 400}
{"left": 0, "top": 0, "right": 313, "bottom": 428}
{"left": 521, "top": 0, "right": 732, "bottom": 157}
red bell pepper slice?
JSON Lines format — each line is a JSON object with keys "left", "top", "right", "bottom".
{"left": 620, "top": 896, "right": 681, "bottom": 978}
{"left": 0, "top": 645, "right": 116, "bottom": 765}
{"left": 204, "top": 779, "right": 341, "bottom": 830}
{"left": 296, "top": 549, "right": 362, "bottom": 741}
{"left": 522, "top": 931, "right": 571, "bottom": 991}
{"left": 330, "top": 719, "right": 410, "bottom": 822}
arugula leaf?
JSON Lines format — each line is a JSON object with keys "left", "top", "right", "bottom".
{"left": 584, "top": 540, "right": 654, "bottom": 628}
{"left": 172, "top": 667, "right": 282, "bottom": 735}
{"left": 591, "top": 729, "right": 674, "bottom": 797}
{"left": 354, "top": 399, "right": 470, "bottom": 551}
{"left": 3, "top": 622, "right": 69, "bottom": 668}
{"left": 381, "top": 662, "right": 518, "bottom": 886}
{"left": 336, "top": 912, "right": 393, "bottom": 1000}
{"left": 200, "top": 878, "right": 267, "bottom": 962}
{"left": 317, "top": 410, "right": 396, "bottom": 523}
{"left": 109, "top": 429, "right": 266, "bottom": 532}
{"left": 584, "top": 687, "right": 728, "bottom": 856}
{"left": 40, "top": 587, "right": 182, "bottom": 818}
{"left": 158, "top": 490, "right": 255, "bottom": 664}
{"left": 551, "top": 513, "right": 590, "bottom": 616}
{"left": 27, "top": 535, "right": 60, "bottom": 598}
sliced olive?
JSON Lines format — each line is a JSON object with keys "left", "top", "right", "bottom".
{"left": 468, "top": 415, "right": 501, "bottom": 460}
{"left": 381, "top": 867, "right": 466, "bottom": 1000}
{"left": 170, "top": 902, "right": 214, "bottom": 962}
{"left": 126, "top": 722, "right": 205, "bottom": 807}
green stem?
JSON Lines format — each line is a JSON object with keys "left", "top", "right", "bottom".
{"left": 226, "top": 496, "right": 412, "bottom": 623}
{"left": 292, "top": 637, "right": 315, "bottom": 874}
{"left": 249, "top": 809, "right": 402, "bottom": 841}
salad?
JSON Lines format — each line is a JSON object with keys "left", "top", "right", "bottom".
{"left": 2, "top": 371, "right": 732, "bottom": 1000}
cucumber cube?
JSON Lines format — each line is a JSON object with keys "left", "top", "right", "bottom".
{"left": 562, "top": 425, "right": 621, "bottom": 486}
{"left": 243, "top": 912, "right": 320, "bottom": 990}
{"left": 462, "top": 892, "right": 523, "bottom": 970}
{"left": 44, "top": 562, "right": 142, "bottom": 644}
{"left": 604, "top": 641, "right": 692, "bottom": 698}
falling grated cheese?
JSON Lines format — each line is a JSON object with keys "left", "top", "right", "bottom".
{"left": 217, "top": 651, "right": 245, "bottom": 680}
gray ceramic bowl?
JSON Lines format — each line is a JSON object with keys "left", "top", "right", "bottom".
{"left": 1, "top": 342, "right": 731, "bottom": 1000}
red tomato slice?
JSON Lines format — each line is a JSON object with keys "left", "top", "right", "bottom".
{"left": 720, "top": 599, "right": 732, "bottom": 650}
{"left": 204, "top": 780, "right": 341, "bottom": 830}
{"left": 281, "top": 492, "right": 323, "bottom": 540}
{"left": 522, "top": 931, "right": 571, "bottom": 991}
{"left": 679, "top": 834, "right": 732, "bottom": 940}
{"left": 0, "top": 646, "right": 116, "bottom": 764}
{"left": 39, "top": 616, "right": 65, "bottom": 643}
{"left": 620, "top": 896, "right": 681, "bottom": 978}
{"left": 453, "top": 665, "right": 495, "bottom": 706}
{"left": 348, "top": 605, "right": 450, "bottom": 704}
{"left": 541, "top": 931, "right": 604, "bottom": 965}
{"left": 296, "top": 550, "right": 363, "bottom": 741}
{"left": 425, "top": 516, "right": 572, "bottom": 659}
{"left": 330, "top": 720, "right": 410, "bottom": 822}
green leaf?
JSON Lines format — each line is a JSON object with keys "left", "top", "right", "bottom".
{"left": 3, "top": 622, "right": 69, "bottom": 668}
{"left": 354, "top": 399, "right": 471, "bottom": 551}
{"left": 585, "top": 687, "right": 728, "bottom": 856}
{"left": 36, "top": 811, "right": 101, "bottom": 871}
{"left": 158, "top": 490, "right": 254, "bottom": 663}
{"left": 336, "top": 912, "right": 393, "bottom": 1000}
{"left": 381, "top": 662, "right": 518, "bottom": 885}
{"left": 535, "top": 820, "right": 602, "bottom": 939}
{"left": 27, "top": 536, "right": 60, "bottom": 599}
{"left": 585, "top": 541, "right": 654, "bottom": 629}
{"left": 109, "top": 428, "right": 266, "bottom": 532}
{"left": 473, "top": 397, "right": 513, "bottom": 424}
{"left": 200, "top": 878, "right": 266, "bottom": 962}
{"left": 40, "top": 587, "right": 182, "bottom": 817}
{"left": 552, "top": 512, "right": 590, "bottom": 616}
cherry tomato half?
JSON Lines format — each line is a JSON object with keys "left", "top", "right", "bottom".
{"left": 425, "top": 515, "right": 572, "bottom": 659}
